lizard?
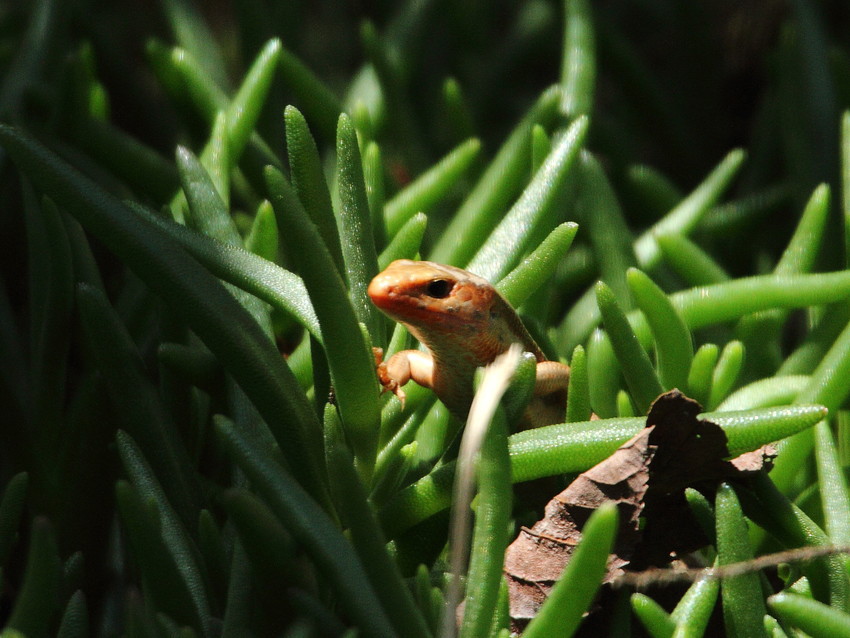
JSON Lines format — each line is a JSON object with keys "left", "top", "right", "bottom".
{"left": 367, "top": 259, "right": 571, "bottom": 429}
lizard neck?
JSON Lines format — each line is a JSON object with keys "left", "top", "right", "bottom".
{"left": 492, "top": 294, "right": 547, "bottom": 362}
{"left": 405, "top": 293, "right": 547, "bottom": 419}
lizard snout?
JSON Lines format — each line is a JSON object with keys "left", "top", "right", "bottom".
{"left": 367, "top": 272, "right": 396, "bottom": 306}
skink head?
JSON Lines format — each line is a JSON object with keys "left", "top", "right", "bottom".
{"left": 368, "top": 260, "right": 496, "bottom": 337}
{"left": 369, "top": 259, "right": 546, "bottom": 378}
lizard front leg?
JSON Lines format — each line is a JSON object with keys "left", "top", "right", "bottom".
{"left": 373, "top": 347, "right": 435, "bottom": 406}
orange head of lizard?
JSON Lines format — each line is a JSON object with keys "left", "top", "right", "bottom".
{"left": 368, "top": 259, "right": 518, "bottom": 365}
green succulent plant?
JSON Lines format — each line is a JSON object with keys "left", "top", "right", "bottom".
{"left": 2, "top": 1, "right": 850, "bottom": 636}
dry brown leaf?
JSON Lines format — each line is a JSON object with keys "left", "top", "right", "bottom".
{"left": 504, "top": 389, "right": 775, "bottom": 629}
{"left": 635, "top": 389, "right": 775, "bottom": 568}
{"left": 504, "top": 409, "right": 653, "bottom": 629}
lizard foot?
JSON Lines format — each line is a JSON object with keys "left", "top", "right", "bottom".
{"left": 372, "top": 347, "right": 407, "bottom": 407}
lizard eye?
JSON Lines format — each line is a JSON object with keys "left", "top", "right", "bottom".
{"left": 426, "top": 279, "right": 452, "bottom": 299}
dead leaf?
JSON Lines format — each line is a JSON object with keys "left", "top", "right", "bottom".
{"left": 504, "top": 417, "right": 653, "bottom": 628}
{"left": 503, "top": 389, "right": 775, "bottom": 630}
{"left": 635, "top": 390, "right": 775, "bottom": 568}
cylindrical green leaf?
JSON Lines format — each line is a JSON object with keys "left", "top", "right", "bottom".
{"left": 560, "top": 0, "right": 596, "bottom": 118}
{"left": 244, "top": 200, "right": 279, "bottom": 262}
{"left": 278, "top": 43, "right": 342, "bottom": 141}
{"left": 627, "top": 268, "right": 693, "bottom": 391}
{"left": 324, "top": 406, "right": 431, "bottom": 638}
{"left": 165, "top": 45, "right": 227, "bottom": 120}
{"left": 197, "top": 111, "right": 231, "bottom": 207}
{"left": 762, "top": 614, "right": 787, "bottom": 638}
{"left": 136, "top": 204, "right": 321, "bottom": 342}
{"left": 221, "top": 488, "right": 296, "bottom": 583}
{"left": 26, "top": 195, "right": 73, "bottom": 436}
{"left": 197, "top": 510, "right": 229, "bottom": 607}
{"left": 360, "top": 20, "right": 427, "bottom": 172}
{"left": 178, "top": 143, "right": 236, "bottom": 244}
{"left": 813, "top": 421, "right": 850, "bottom": 553}
{"left": 6, "top": 517, "right": 61, "bottom": 638}
{"left": 566, "top": 344, "right": 591, "bottom": 423}
{"left": 522, "top": 503, "right": 618, "bottom": 638}
{"left": 687, "top": 344, "right": 719, "bottom": 407}
{"left": 563, "top": 269, "right": 850, "bottom": 367}
{"left": 587, "top": 327, "right": 620, "bottom": 418}
{"left": 673, "top": 272, "right": 850, "bottom": 329}
{"left": 496, "top": 222, "right": 578, "bottom": 308}
{"left": 373, "top": 425, "right": 422, "bottom": 505}
{"left": 708, "top": 340, "right": 745, "bottom": 410}
{"left": 68, "top": 118, "right": 179, "bottom": 202}
{"left": 498, "top": 353, "right": 538, "bottom": 426}
{"left": 512, "top": 404, "right": 826, "bottom": 483}
{"left": 378, "top": 212, "right": 427, "bottom": 270}
{"left": 160, "top": 0, "right": 228, "bottom": 89}
{"left": 779, "top": 302, "right": 850, "bottom": 376}
{"left": 336, "top": 113, "right": 382, "bottom": 340}
{"left": 735, "top": 184, "right": 830, "bottom": 380}
{"left": 575, "top": 151, "right": 637, "bottom": 303}
{"left": 285, "top": 105, "right": 344, "bottom": 273}
{"left": 442, "top": 77, "right": 476, "bottom": 143}
{"left": 460, "top": 411, "right": 512, "bottom": 638}
{"left": 225, "top": 38, "right": 281, "bottom": 160}
{"left": 430, "top": 86, "right": 562, "bottom": 266}
{"left": 631, "top": 593, "right": 675, "bottom": 638}
{"left": 209, "top": 550, "right": 244, "bottom": 638}
{"left": 531, "top": 125, "right": 551, "bottom": 174}
{"left": 698, "top": 185, "right": 789, "bottom": 238}
{"left": 556, "top": 149, "right": 641, "bottom": 351}
{"left": 56, "top": 590, "right": 88, "bottom": 638}
{"left": 626, "top": 164, "right": 683, "bottom": 220}
{"left": 177, "top": 145, "right": 273, "bottom": 336}
{"left": 115, "top": 481, "right": 202, "bottom": 630}
{"left": 742, "top": 472, "right": 847, "bottom": 608}
{"left": 384, "top": 138, "right": 481, "bottom": 236}
{"left": 768, "top": 592, "right": 850, "bottom": 638}
{"left": 596, "top": 280, "right": 662, "bottom": 414}
{"left": 774, "top": 183, "right": 830, "bottom": 275}
{"left": 843, "top": 111, "right": 850, "bottom": 267}
{"left": 773, "top": 314, "right": 850, "bottom": 495}
{"left": 634, "top": 149, "right": 746, "bottom": 268}
{"left": 468, "top": 116, "right": 588, "bottom": 282}
{"left": 488, "top": 579, "right": 510, "bottom": 638}
{"left": 714, "top": 404, "right": 826, "bottom": 457}
{"left": 656, "top": 233, "right": 730, "bottom": 286}
{"left": 115, "top": 431, "right": 211, "bottom": 628}
{"left": 616, "top": 390, "right": 635, "bottom": 416}
{"left": 715, "top": 483, "right": 768, "bottom": 638}
{"left": 265, "top": 165, "right": 380, "bottom": 473}
{"left": 414, "top": 565, "right": 437, "bottom": 633}
{"left": 718, "top": 375, "right": 809, "bottom": 411}
{"left": 362, "top": 141, "right": 386, "bottom": 248}
{"left": 670, "top": 575, "right": 720, "bottom": 638}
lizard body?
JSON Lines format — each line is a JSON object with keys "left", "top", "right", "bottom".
{"left": 368, "top": 259, "right": 570, "bottom": 428}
